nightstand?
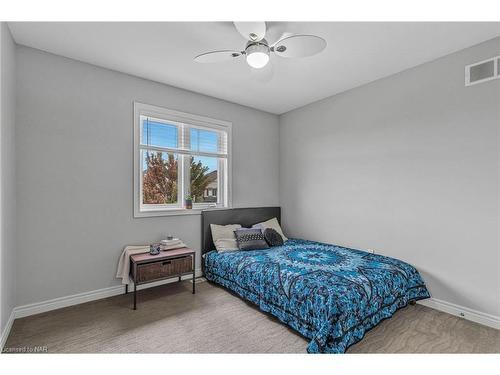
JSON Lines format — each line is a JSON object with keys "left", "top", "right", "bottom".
{"left": 128, "top": 248, "right": 196, "bottom": 310}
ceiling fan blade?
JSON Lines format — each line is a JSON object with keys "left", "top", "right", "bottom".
{"left": 272, "top": 34, "right": 326, "bottom": 58}
{"left": 194, "top": 50, "right": 243, "bottom": 63}
{"left": 263, "top": 22, "right": 288, "bottom": 46}
{"left": 233, "top": 22, "right": 266, "bottom": 42}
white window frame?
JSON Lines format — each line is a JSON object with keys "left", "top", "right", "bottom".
{"left": 133, "top": 102, "right": 232, "bottom": 217}
{"left": 465, "top": 55, "right": 500, "bottom": 86}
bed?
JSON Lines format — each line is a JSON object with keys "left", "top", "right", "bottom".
{"left": 201, "top": 207, "right": 430, "bottom": 353}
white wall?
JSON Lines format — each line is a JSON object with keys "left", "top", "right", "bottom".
{"left": 0, "top": 23, "right": 17, "bottom": 337}
{"left": 280, "top": 37, "right": 500, "bottom": 317}
{"left": 15, "top": 46, "right": 280, "bottom": 306}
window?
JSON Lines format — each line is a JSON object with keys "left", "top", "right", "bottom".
{"left": 465, "top": 55, "right": 500, "bottom": 86}
{"left": 134, "top": 102, "right": 231, "bottom": 217}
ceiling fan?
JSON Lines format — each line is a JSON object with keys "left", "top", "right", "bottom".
{"left": 194, "top": 22, "right": 327, "bottom": 70}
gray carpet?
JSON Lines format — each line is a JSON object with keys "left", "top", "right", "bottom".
{"left": 4, "top": 280, "right": 500, "bottom": 353}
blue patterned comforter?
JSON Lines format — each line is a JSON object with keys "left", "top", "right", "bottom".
{"left": 204, "top": 238, "right": 430, "bottom": 353}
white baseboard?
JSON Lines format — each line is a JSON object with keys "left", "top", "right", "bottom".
{"left": 13, "top": 269, "right": 202, "bottom": 320}
{"left": 0, "top": 309, "right": 15, "bottom": 351}
{"left": 418, "top": 297, "right": 500, "bottom": 330}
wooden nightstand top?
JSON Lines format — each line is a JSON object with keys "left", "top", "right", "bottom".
{"left": 130, "top": 247, "right": 195, "bottom": 264}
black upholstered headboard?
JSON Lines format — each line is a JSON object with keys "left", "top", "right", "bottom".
{"left": 201, "top": 206, "right": 281, "bottom": 256}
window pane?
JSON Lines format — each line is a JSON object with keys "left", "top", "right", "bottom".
{"left": 141, "top": 116, "right": 178, "bottom": 148}
{"left": 469, "top": 60, "right": 494, "bottom": 83}
{"left": 142, "top": 150, "right": 178, "bottom": 204}
{"left": 190, "top": 128, "right": 219, "bottom": 153}
{"left": 190, "top": 156, "right": 218, "bottom": 204}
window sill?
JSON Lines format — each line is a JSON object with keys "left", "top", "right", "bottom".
{"left": 134, "top": 206, "right": 227, "bottom": 218}
{"left": 135, "top": 208, "right": 203, "bottom": 218}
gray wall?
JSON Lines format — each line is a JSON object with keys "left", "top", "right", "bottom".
{"left": 15, "top": 46, "right": 280, "bottom": 306}
{"left": 1, "top": 23, "right": 16, "bottom": 336}
{"left": 280, "top": 37, "right": 500, "bottom": 317}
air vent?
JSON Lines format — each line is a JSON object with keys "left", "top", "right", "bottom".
{"left": 465, "top": 55, "right": 500, "bottom": 86}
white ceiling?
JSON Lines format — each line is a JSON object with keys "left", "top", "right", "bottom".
{"left": 8, "top": 22, "right": 500, "bottom": 114}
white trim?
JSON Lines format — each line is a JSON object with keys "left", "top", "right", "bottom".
{"left": 0, "top": 309, "right": 15, "bottom": 351}
{"left": 133, "top": 102, "right": 232, "bottom": 218}
{"left": 465, "top": 55, "right": 500, "bottom": 86}
{"left": 140, "top": 144, "right": 229, "bottom": 159}
{"left": 418, "top": 298, "right": 500, "bottom": 330}
{"left": 134, "top": 207, "right": 204, "bottom": 218}
{"left": 135, "top": 102, "right": 232, "bottom": 130}
{"left": 12, "top": 269, "right": 202, "bottom": 320}
{"left": 135, "top": 207, "right": 205, "bottom": 217}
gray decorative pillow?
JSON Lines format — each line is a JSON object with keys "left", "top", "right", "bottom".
{"left": 234, "top": 228, "right": 269, "bottom": 251}
{"left": 263, "top": 228, "right": 284, "bottom": 247}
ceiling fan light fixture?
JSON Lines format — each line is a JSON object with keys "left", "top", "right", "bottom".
{"left": 194, "top": 22, "right": 327, "bottom": 79}
{"left": 245, "top": 42, "right": 270, "bottom": 69}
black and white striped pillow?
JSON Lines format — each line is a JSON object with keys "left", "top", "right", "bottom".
{"left": 234, "top": 228, "right": 269, "bottom": 250}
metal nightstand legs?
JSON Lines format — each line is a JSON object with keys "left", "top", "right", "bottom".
{"left": 129, "top": 254, "right": 196, "bottom": 310}
{"left": 133, "top": 282, "right": 137, "bottom": 310}
{"left": 192, "top": 269, "right": 196, "bottom": 294}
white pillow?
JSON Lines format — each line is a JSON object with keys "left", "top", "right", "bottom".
{"left": 252, "top": 217, "right": 288, "bottom": 242}
{"left": 210, "top": 223, "right": 242, "bottom": 252}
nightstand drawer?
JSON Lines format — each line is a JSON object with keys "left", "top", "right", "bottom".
{"left": 136, "top": 256, "right": 192, "bottom": 282}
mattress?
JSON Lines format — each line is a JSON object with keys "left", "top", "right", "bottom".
{"left": 204, "top": 238, "right": 430, "bottom": 353}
